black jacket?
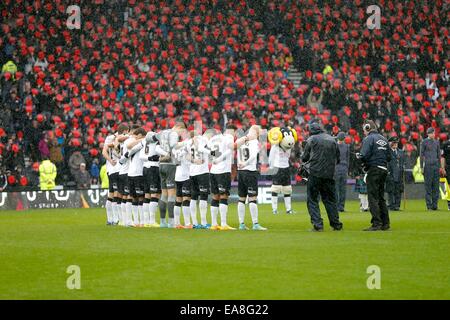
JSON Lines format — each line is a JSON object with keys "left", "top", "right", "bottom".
{"left": 302, "top": 128, "right": 340, "bottom": 179}
{"left": 360, "top": 131, "right": 391, "bottom": 168}
{"left": 387, "top": 149, "right": 405, "bottom": 183}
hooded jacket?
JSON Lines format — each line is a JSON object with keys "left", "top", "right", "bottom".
{"left": 302, "top": 124, "right": 340, "bottom": 179}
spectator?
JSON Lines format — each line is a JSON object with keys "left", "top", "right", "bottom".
{"left": 38, "top": 133, "right": 50, "bottom": 160}
{"left": 33, "top": 53, "right": 48, "bottom": 71}
{"left": 4, "top": 143, "right": 24, "bottom": 173}
{"left": 0, "top": 167, "right": 7, "bottom": 192}
{"left": 48, "top": 135, "right": 64, "bottom": 183}
{"left": 23, "top": 162, "right": 40, "bottom": 190}
{"left": 307, "top": 89, "right": 324, "bottom": 113}
{"left": 90, "top": 158, "right": 100, "bottom": 185}
{"left": 68, "top": 150, "right": 86, "bottom": 178}
{"left": 24, "top": 119, "right": 51, "bottom": 162}
{"left": 74, "top": 163, "right": 91, "bottom": 189}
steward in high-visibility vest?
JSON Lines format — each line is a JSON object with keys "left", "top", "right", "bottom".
{"left": 99, "top": 164, "right": 109, "bottom": 189}
{"left": 39, "top": 158, "right": 57, "bottom": 190}
{"left": 439, "top": 177, "right": 450, "bottom": 201}
{"left": 2, "top": 60, "right": 17, "bottom": 75}
{"left": 322, "top": 64, "right": 333, "bottom": 76}
{"left": 412, "top": 157, "right": 424, "bottom": 183}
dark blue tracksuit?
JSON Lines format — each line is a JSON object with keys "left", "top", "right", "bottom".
{"left": 335, "top": 143, "right": 349, "bottom": 211}
{"left": 420, "top": 138, "right": 441, "bottom": 210}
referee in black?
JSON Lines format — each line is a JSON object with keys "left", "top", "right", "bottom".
{"left": 358, "top": 120, "right": 392, "bottom": 231}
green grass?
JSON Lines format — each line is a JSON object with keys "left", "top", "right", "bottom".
{"left": 0, "top": 200, "right": 449, "bottom": 300}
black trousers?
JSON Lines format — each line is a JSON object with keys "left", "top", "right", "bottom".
{"left": 366, "top": 167, "right": 389, "bottom": 227}
{"left": 424, "top": 164, "right": 440, "bottom": 210}
{"left": 386, "top": 179, "right": 403, "bottom": 210}
{"left": 334, "top": 171, "right": 347, "bottom": 211}
{"left": 306, "top": 175, "right": 343, "bottom": 230}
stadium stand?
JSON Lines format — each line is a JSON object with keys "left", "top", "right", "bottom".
{"left": 0, "top": 0, "right": 448, "bottom": 190}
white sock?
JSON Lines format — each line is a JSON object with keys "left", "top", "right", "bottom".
{"left": 174, "top": 205, "right": 181, "bottom": 226}
{"left": 284, "top": 195, "right": 292, "bottom": 212}
{"left": 138, "top": 204, "right": 144, "bottom": 225}
{"left": 238, "top": 201, "right": 245, "bottom": 224}
{"left": 168, "top": 217, "right": 174, "bottom": 225}
{"left": 271, "top": 193, "right": 278, "bottom": 212}
{"left": 249, "top": 201, "right": 258, "bottom": 225}
{"left": 190, "top": 200, "right": 198, "bottom": 225}
{"left": 362, "top": 194, "right": 368, "bottom": 210}
{"left": 219, "top": 202, "right": 228, "bottom": 227}
{"left": 132, "top": 205, "right": 139, "bottom": 225}
{"left": 121, "top": 202, "right": 127, "bottom": 225}
{"left": 199, "top": 200, "right": 208, "bottom": 225}
{"left": 105, "top": 200, "right": 112, "bottom": 223}
{"left": 112, "top": 202, "right": 120, "bottom": 223}
{"left": 143, "top": 202, "right": 150, "bottom": 225}
{"left": 149, "top": 200, "right": 158, "bottom": 224}
{"left": 182, "top": 205, "right": 191, "bottom": 226}
{"left": 211, "top": 204, "right": 219, "bottom": 227}
{"left": 126, "top": 201, "right": 133, "bottom": 225}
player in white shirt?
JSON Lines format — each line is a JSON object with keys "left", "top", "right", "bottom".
{"left": 269, "top": 143, "right": 294, "bottom": 214}
{"left": 139, "top": 131, "right": 163, "bottom": 228}
{"left": 155, "top": 121, "right": 186, "bottom": 228}
{"left": 236, "top": 125, "right": 267, "bottom": 231}
{"left": 106, "top": 124, "right": 130, "bottom": 226}
{"left": 124, "top": 127, "right": 147, "bottom": 227}
{"left": 188, "top": 131, "right": 211, "bottom": 229}
{"left": 208, "top": 125, "right": 237, "bottom": 230}
{"left": 172, "top": 130, "right": 193, "bottom": 229}
{"left": 117, "top": 124, "right": 140, "bottom": 226}
{"left": 102, "top": 124, "right": 129, "bottom": 225}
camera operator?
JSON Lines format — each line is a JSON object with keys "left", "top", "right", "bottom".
{"left": 358, "top": 120, "right": 392, "bottom": 231}
{"left": 302, "top": 122, "right": 343, "bottom": 232}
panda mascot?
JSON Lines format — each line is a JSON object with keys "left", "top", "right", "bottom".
{"left": 268, "top": 127, "right": 298, "bottom": 214}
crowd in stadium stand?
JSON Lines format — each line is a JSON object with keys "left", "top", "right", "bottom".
{"left": 0, "top": 0, "right": 448, "bottom": 190}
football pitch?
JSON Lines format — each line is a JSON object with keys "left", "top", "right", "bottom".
{"left": 0, "top": 200, "right": 449, "bottom": 300}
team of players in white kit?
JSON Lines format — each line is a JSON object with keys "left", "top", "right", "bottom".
{"left": 102, "top": 121, "right": 294, "bottom": 231}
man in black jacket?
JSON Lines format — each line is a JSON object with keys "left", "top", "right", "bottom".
{"left": 386, "top": 137, "right": 404, "bottom": 211}
{"left": 359, "top": 120, "right": 392, "bottom": 231}
{"left": 302, "top": 122, "right": 343, "bottom": 232}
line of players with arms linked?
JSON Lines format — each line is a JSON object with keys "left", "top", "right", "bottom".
{"left": 102, "top": 121, "right": 298, "bottom": 231}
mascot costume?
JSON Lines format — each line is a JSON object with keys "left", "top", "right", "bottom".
{"left": 268, "top": 127, "right": 298, "bottom": 214}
